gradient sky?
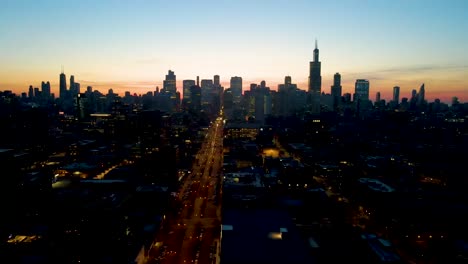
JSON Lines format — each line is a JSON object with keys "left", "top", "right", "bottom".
{"left": 1, "top": 0, "right": 467, "bottom": 103}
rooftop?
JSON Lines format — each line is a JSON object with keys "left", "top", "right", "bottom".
{"left": 223, "top": 172, "right": 263, "bottom": 188}
{"left": 220, "top": 209, "right": 314, "bottom": 264}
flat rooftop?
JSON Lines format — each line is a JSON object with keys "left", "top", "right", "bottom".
{"left": 221, "top": 208, "right": 314, "bottom": 264}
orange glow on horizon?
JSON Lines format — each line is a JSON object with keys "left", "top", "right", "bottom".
{"left": 1, "top": 73, "right": 467, "bottom": 104}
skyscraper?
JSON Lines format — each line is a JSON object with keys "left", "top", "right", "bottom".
{"left": 190, "top": 85, "right": 201, "bottom": 112}
{"left": 201, "top": 79, "right": 214, "bottom": 107}
{"left": 163, "top": 70, "right": 177, "bottom": 94}
{"left": 230, "top": 76, "right": 242, "bottom": 104}
{"left": 254, "top": 81, "right": 270, "bottom": 123}
{"left": 214, "top": 75, "right": 220, "bottom": 86}
{"left": 411, "top": 89, "right": 417, "bottom": 99}
{"left": 59, "top": 68, "right": 67, "bottom": 99}
{"left": 183, "top": 80, "right": 196, "bottom": 100}
{"left": 75, "top": 82, "right": 80, "bottom": 95}
{"left": 223, "top": 88, "right": 234, "bottom": 119}
{"left": 331, "top": 72, "right": 342, "bottom": 110}
{"left": 28, "top": 85, "right": 34, "bottom": 98}
{"left": 41, "top": 81, "right": 51, "bottom": 98}
{"left": 376, "top": 92, "right": 381, "bottom": 102}
{"left": 201, "top": 79, "right": 213, "bottom": 89}
{"left": 308, "top": 40, "right": 322, "bottom": 114}
{"left": 70, "top": 75, "right": 75, "bottom": 91}
{"left": 354, "top": 79, "right": 370, "bottom": 101}
{"left": 393, "top": 86, "right": 400, "bottom": 104}
{"left": 70, "top": 75, "right": 80, "bottom": 98}
{"left": 277, "top": 76, "right": 298, "bottom": 116}
{"left": 417, "top": 83, "right": 425, "bottom": 105}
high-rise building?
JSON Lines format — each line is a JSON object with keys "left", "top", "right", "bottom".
{"left": 308, "top": 40, "right": 322, "bottom": 114}
{"left": 75, "top": 83, "right": 80, "bottom": 95}
{"left": 59, "top": 69, "right": 67, "bottom": 99}
{"left": 376, "top": 92, "right": 381, "bottom": 102}
{"left": 201, "top": 79, "right": 214, "bottom": 107}
{"left": 41, "top": 81, "right": 51, "bottom": 97}
{"left": 201, "top": 79, "right": 213, "bottom": 89}
{"left": 34, "top": 87, "right": 40, "bottom": 97}
{"left": 230, "top": 76, "right": 242, "bottom": 103}
{"left": 183, "top": 80, "right": 196, "bottom": 100}
{"left": 163, "top": 70, "right": 177, "bottom": 94}
{"left": 162, "top": 70, "right": 178, "bottom": 112}
{"left": 28, "top": 85, "right": 34, "bottom": 98}
{"left": 253, "top": 81, "right": 271, "bottom": 123}
{"left": 214, "top": 75, "right": 220, "bottom": 86}
{"left": 417, "top": 83, "right": 425, "bottom": 105}
{"left": 354, "top": 79, "right": 370, "bottom": 101}
{"left": 277, "top": 76, "right": 299, "bottom": 116}
{"left": 393, "top": 86, "right": 400, "bottom": 104}
{"left": 70, "top": 75, "right": 75, "bottom": 90}
{"left": 330, "top": 72, "right": 342, "bottom": 110}
{"left": 223, "top": 88, "right": 234, "bottom": 119}
{"left": 68, "top": 75, "right": 80, "bottom": 98}
{"left": 212, "top": 75, "right": 223, "bottom": 112}
{"left": 190, "top": 85, "right": 201, "bottom": 112}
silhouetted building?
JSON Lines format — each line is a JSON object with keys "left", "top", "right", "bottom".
{"left": 34, "top": 87, "right": 40, "bottom": 97}
{"left": 277, "top": 76, "right": 301, "bottom": 116}
{"left": 224, "top": 88, "right": 234, "bottom": 119}
{"left": 189, "top": 85, "right": 201, "bottom": 112}
{"left": 162, "top": 70, "right": 178, "bottom": 112}
{"left": 59, "top": 69, "right": 67, "bottom": 99}
{"left": 417, "top": 83, "right": 425, "bottom": 106}
{"left": 254, "top": 81, "right": 270, "bottom": 123}
{"left": 163, "top": 70, "right": 176, "bottom": 94}
{"left": 393, "top": 86, "right": 400, "bottom": 104}
{"left": 230, "top": 76, "right": 242, "bottom": 104}
{"left": 69, "top": 75, "right": 76, "bottom": 97}
{"left": 354, "top": 79, "right": 369, "bottom": 102}
{"left": 28, "top": 85, "right": 33, "bottom": 98}
{"left": 331, "top": 72, "right": 342, "bottom": 111}
{"left": 183, "top": 79, "right": 195, "bottom": 100}
{"left": 41, "top": 81, "right": 51, "bottom": 98}
{"left": 308, "top": 40, "right": 322, "bottom": 114}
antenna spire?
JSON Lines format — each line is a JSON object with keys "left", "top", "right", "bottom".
{"left": 315, "top": 39, "right": 318, "bottom": 50}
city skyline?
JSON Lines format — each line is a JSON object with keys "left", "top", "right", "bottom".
{"left": 1, "top": 0, "right": 467, "bottom": 103}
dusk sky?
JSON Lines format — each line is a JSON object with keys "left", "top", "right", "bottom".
{"left": 1, "top": 0, "right": 467, "bottom": 103}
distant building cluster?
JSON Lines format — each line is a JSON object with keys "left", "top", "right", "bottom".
{"left": 1, "top": 40, "right": 466, "bottom": 125}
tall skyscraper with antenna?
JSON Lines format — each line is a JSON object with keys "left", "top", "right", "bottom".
{"left": 308, "top": 39, "right": 322, "bottom": 114}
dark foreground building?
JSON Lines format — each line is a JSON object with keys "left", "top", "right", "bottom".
{"left": 220, "top": 208, "right": 314, "bottom": 264}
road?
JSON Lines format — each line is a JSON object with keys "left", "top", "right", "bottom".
{"left": 146, "top": 115, "right": 224, "bottom": 264}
